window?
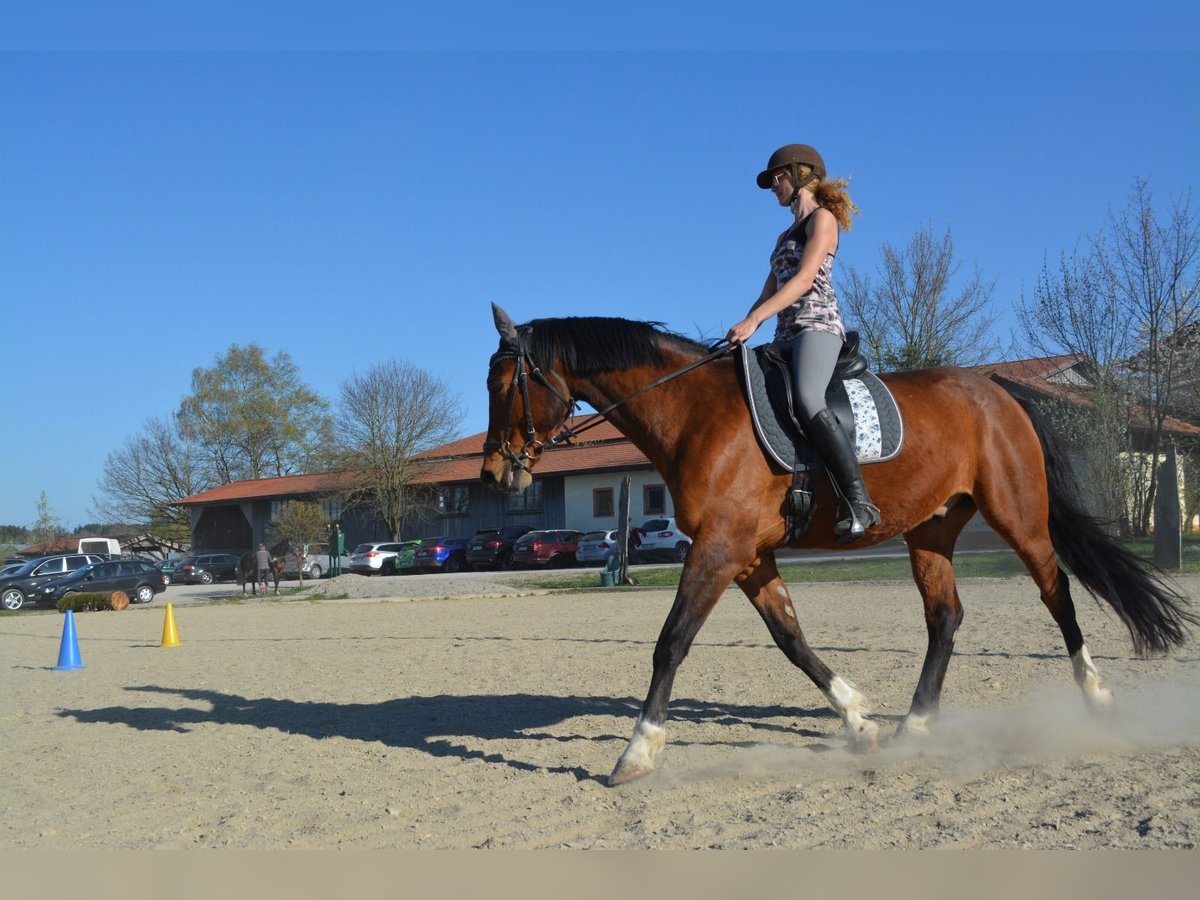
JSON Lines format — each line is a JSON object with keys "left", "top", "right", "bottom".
{"left": 320, "top": 497, "right": 343, "bottom": 521}
{"left": 593, "top": 487, "right": 614, "bottom": 518}
{"left": 270, "top": 499, "right": 289, "bottom": 521}
{"left": 643, "top": 484, "right": 666, "bottom": 516}
{"left": 505, "top": 479, "right": 543, "bottom": 513}
{"left": 437, "top": 485, "right": 470, "bottom": 516}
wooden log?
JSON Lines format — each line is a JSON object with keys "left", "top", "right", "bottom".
{"left": 109, "top": 591, "right": 130, "bottom": 611}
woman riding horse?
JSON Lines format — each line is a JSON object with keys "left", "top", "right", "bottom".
{"left": 482, "top": 305, "right": 1194, "bottom": 786}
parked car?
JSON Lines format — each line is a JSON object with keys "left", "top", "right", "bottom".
{"left": 347, "top": 542, "right": 412, "bottom": 576}
{"left": 635, "top": 517, "right": 692, "bottom": 563}
{"left": 392, "top": 541, "right": 423, "bottom": 575}
{"left": 0, "top": 561, "right": 27, "bottom": 579}
{"left": 412, "top": 537, "right": 471, "bottom": 573}
{"left": 0, "top": 554, "right": 107, "bottom": 610}
{"left": 510, "top": 530, "right": 583, "bottom": 569}
{"left": 38, "top": 559, "right": 167, "bottom": 606}
{"left": 153, "top": 558, "right": 184, "bottom": 584}
{"left": 466, "top": 525, "right": 534, "bottom": 571}
{"left": 575, "top": 530, "right": 621, "bottom": 566}
{"left": 171, "top": 553, "right": 242, "bottom": 585}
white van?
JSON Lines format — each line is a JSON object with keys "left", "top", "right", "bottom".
{"left": 76, "top": 538, "right": 122, "bottom": 557}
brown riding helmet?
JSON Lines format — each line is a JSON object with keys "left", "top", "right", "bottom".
{"left": 756, "top": 144, "right": 827, "bottom": 189}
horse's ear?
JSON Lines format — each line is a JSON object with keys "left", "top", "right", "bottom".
{"left": 492, "top": 303, "right": 520, "bottom": 346}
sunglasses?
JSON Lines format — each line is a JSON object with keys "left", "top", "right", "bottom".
{"left": 770, "top": 170, "right": 790, "bottom": 188}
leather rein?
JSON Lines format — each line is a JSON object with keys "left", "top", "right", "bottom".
{"left": 484, "top": 335, "right": 733, "bottom": 473}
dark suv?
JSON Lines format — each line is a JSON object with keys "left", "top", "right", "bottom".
{"left": 38, "top": 560, "right": 167, "bottom": 606}
{"left": 0, "top": 554, "right": 107, "bottom": 610}
{"left": 466, "top": 526, "right": 534, "bottom": 571}
{"left": 510, "top": 530, "right": 583, "bottom": 569}
{"left": 172, "top": 553, "right": 242, "bottom": 585}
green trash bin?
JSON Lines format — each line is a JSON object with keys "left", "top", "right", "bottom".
{"left": 599, "top": 570, "right": 616, "bottom": 588}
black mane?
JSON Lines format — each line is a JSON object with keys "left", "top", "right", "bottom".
{"left": 522, "top": 316, "right": 707, "bottom": 375}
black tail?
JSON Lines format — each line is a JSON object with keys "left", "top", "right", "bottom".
{"left": 1016, "top": 396, "right": 1197, "bottom": 655}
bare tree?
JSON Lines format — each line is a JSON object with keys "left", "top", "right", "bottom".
{"left": 1018, "top": 179, "right": 1200, "bottom": 536}
{"left": 1108, "top": 181, "right": 1200, "bottom": 533}
{"left": 335, "top": 360, "right": 462, "bottom": 540}
{"left": 841, "top": 223, "right": 998, "bottom": 371}
{"left": 93, "top": 415, "right": 209, "bottom": 551}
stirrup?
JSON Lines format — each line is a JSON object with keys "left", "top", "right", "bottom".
{"left": 835, "top": 502, "right": 881, "bottom": 543}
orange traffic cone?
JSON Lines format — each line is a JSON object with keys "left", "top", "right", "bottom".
{"left": 160, "top": 602, "right": 181, "bottom": 647}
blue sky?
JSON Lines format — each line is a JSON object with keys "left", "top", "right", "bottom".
{"left": 2, "top": 6, "right": 1198, "bottom": 528}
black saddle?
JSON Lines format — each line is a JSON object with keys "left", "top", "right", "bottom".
{"left": 736, "top": 334, "right": 903, "bottom": 540}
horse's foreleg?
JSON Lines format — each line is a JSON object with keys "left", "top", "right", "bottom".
{"left": 609, "top": 547, "right": 743, "bottom": 787}
{"left": 738, "top": 552, "right": 878, "bottom": 749}
{"left": 900, "top": 511, "right": 971, "bottom": 736}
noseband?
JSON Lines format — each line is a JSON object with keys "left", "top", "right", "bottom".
{"left": 484, "top": 337, "right": 577, "bottom": 474}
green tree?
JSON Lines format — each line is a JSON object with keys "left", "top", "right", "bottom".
{"left": 841, "top": 223, "right": 998, "bottom": 370}
{"left": 177, "top": 344, "right": 335, "bottom": 484}
{"left": 334, "top": 360, "right": 462, "bottom": 540}
{"left": 28, "top": 491, "right": 68, "bottom": 554}
{"left": 267, "top": 501, "right": 329, "bottom": 586}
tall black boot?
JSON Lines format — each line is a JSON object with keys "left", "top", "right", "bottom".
{"left": 805, "top": 408, "right": 881, "bottom": 542}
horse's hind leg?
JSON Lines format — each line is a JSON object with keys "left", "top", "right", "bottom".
{"left": 899, "top": 502, "right": 975, "bottom": 736}
{"left": 737, "top": 551, "right": 878, "bottom": 749}
{"left": 977, "top": 484, "right": 1114, "bottom": 712}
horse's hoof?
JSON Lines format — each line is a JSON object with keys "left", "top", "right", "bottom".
{"left": 1084, "top": 686, "right": 1115, "bottom": 714}
{"left": 608, "top": 760, "right": 654, "bottom": 786}
{"left": 898, "top": 712, "right": 932, "bottom": 738}
{"left": 848, "top": 717, "right": 880, "bottom": 752}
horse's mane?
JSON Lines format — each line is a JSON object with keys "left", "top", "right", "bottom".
{"left": 522, "top": 316, "right": 708, "bottom": 375}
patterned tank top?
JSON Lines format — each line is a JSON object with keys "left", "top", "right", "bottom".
{"left": 770, "top": 211, "right": 846, "bottom": 342}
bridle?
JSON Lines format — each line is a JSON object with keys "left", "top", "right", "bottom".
{"left": 484, "top": 330, "right": 733, "bottom": 474}
{"left": 484, "top": 337, "right": 577, "bottom": 474}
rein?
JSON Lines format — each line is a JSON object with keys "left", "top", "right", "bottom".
{"left": 486, "top": 336, "right": 733, "bottom": 472}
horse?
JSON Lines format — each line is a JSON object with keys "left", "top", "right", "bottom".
{"left": 480, "top": 304, "right": 1196, "bottom": 786}
{"left": 238, "top": 551, "right": 285, "bottom": 596}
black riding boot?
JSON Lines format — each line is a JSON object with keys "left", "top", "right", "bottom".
{"left": 806, "top": 407, "right": 881, "bottom": 542}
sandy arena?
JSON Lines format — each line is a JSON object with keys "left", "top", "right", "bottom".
{"left": 2, "top": 571, "right": 1198, "bottom": 849}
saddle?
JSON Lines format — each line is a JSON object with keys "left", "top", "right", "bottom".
{"left": 736, "top": 333, "right": 903, "bottom": 541}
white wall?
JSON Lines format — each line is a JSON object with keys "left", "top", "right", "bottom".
{"left": 563, "top": 470, "right": 674, "bottom": 532}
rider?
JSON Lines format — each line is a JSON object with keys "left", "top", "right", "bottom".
{"left": 725, "top": 143, "right": 880, "bottom": 542}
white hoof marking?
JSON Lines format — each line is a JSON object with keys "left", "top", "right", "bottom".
{"left": 1071, "top": 645, "right": 1114, "bottom": 711}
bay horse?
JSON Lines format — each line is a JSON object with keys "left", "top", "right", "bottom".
{"left": 238, "top": 552, "right": 285, "bottom": 596}
{"left": 481, "top": 305, "right": 1196, "bottom": 786}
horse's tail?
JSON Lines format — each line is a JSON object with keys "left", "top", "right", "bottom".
{"left": 1013, "top": 394, "right": 1196, "bottom": 655}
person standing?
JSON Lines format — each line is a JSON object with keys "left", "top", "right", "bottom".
{"left": 725, "top": 143, "right": 880, "bottom": 541}
{"left": 255, "top": 543, "right": 271, "bottom": 593}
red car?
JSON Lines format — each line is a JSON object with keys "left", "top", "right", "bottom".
{"left": 509, "top": 530, "right": 582, "bottom": 569}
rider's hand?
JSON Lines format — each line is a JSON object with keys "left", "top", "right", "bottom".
{"left": 726, "top": 316, "right": 760, "bottom": 346}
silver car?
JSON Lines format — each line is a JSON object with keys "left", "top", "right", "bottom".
{"left": 576, "top": 530, "right": 621, "bottom": 566}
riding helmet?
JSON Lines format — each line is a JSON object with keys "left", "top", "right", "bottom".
{"left": 756, "top": 144, "right": 827, "bottom": 189}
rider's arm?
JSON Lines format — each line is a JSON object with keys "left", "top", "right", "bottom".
{"left": 726, "top": 209, "right": 838, "bottom": 345}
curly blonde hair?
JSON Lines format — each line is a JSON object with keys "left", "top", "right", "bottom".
{"left": 797, "top": 165, "right": 860, "bottom": 231}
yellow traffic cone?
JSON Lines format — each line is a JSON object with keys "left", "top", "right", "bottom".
{"left": 160, "top": 602, "right": 181, "bottom": 647}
